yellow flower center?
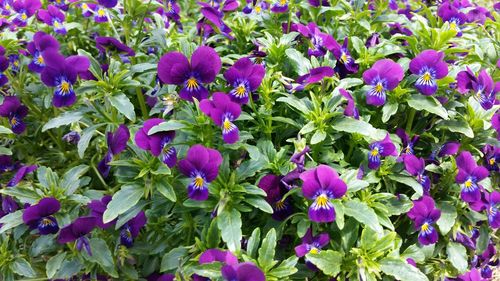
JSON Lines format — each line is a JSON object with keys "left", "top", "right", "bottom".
{"left": 5, "top": 4, "right": 10, "bottom": 10}
{"left": 464, "top": 179, "right": 472, "bottom": 188}
{"left": 81, "top": 3, "right": 88, "bottom": 9}
{"left": 371, "top": 147, "right": 379, "bottom": 156}
{"left": 280, "top": 0, "right": 287, "bottom": 5}
{"left": 10, "top": 117, "right": 18, "bottom": 125}
{"left": 450, "top": 22, "right": 457, "bottom": 31}
{"left": 489, "top": 158, "right": 495, "bottom": 165}
{"left": 186, "top": 77, "right": 199, "bottom": 90}
{"left": 309, "top": 247, "right": 319, "bottom": 254}
{"left": 13, "top": 60, "right": 19, "bottom": 67}
{"left": 41, "top": 217, "right": 53, "bottom": 226}
{"left": 374, "top": 83, "right": 383, "bottom": 93}
{"left": 60, "top": 81, "right": 70, "bottom": 93}
{"left": 194, "top": 176, "right": 204, "bottom": 188}
{"left": 255, "top": 6, "right": 262, "bottom": 13}
{"left": 422, "top": 72, "right": 432, "bottom": 82}
{"left": 234, "top": 85, "right": 246, "bottom": 97}
{"left": 341, "top": 52, "right": 348, "bottom": 63}
{"left": 315, "top": 194, "right": 329, "bottom": 207}
{"left": 421, "top": 223, "right": 429, "bottom": 232}
{"left": 167, "top": 2, "right": 172, "bottom": 11}
{"left": 37, "top": 55, "right": 44, "bottom": 64}
{"left": 98, "top": 9, "right": 106, "bottom": 16}
{"left": 275, "top": 200, "right": 286, "bottom": 210}
{"left": 21, "top": 13, "right": 27, "bottom": 20}
{"left": 54, "top": 21, "right": 60, "bottom": 28}
{"left": 405, "top": 146, "right": 411, "bottom": 153}
{"left": 223, "top": 118, "right": 233, "bottom": 131}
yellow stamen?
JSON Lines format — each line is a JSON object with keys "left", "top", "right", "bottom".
{"left": 421, "top": 223, "right": 429, "bottom": 232}
{"left": 371, "top": 147, "right": 379, "bottom": 156}
{"left": 422, "top": 72, "right": 432, "bottom": 82}
{"left": 97, "top": 9, "right": 105, "bottom": 17}
{"left": 223, "top": 119, "right": 232, "bottom": 131}
{"left": 37, "top": 55, "right": 44, "bottom": 64}
{"left": 255, "top": 6, "right": 261, "bottom": 13}
{"left": 275, "top": 200, "right": 286, "bottom": 210}
{"left": 41, "top": 217, "right": 53, "bottom": 226}
{"left": 234, "top": 85, "right": 246, "bottom": 97}
{"left": 21, "top": 13, "right": 27, "bottom": 20}
{"left": 167, "top": 2, "right": 172, "bottom": 11}
{"left": 186, "top": 77, "right": 199, "bottom": 90}
{"left": 60, "top": 81, "right": 70, "bottom": 93}
{"left": 81, "top": 3, "right": 88, "bottom": 9}
{"left": 464, "top": 179, "right": 472, "bottom": 188}
{"left": 10, "top": 117, "right": 18, "bottom": 126}
{"left": 5, "top": 4, "right": 10, "bottom": 10}
{"left": 374, "top": 83, "right": 383, "bottom": 93}
{"left": 309, "top": 247, "right": 319, "bottom": 254}
{"left": 194, "top": 176, "right": 204, "bottom": 188}
{"left": 340, "top": 52, "right": 348, "bottom": 63}
{"left": 54, "top": 21, "right": 60, "bottom": 28}
{"left": 405, "top": 146, "right": 411, "bottom": 153}
{"left": 450, "top": 22, "right": 457, "bottom": 31}
{"left": 280, "top": 0, "right": 287, "bottom": 5}
{"left": 489, "top": 158, "right": 495, "bottom": 165}
{"left": 315, "top": 194, "right": 329, "bottom": 207}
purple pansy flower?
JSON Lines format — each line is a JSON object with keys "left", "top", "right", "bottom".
{"left": 295, "top": 22, "right": 338, "bottom": 58}
{"left": 200, "top": 92, "right": 241, "bottom": 144}
{"left": 178, "top": 144, "right": 222, "bottom": 201}
{"left": 492, "top": 112, "right": 500, "bottom": 140}
{"left": 93, "top": 5, "right": 108, "bottom": 22}
{"left": 95, "top": 37, "right": 135, "bottom": 57}
{"left": 295, "top": 66, "right": 335, "bottom": 91}
{"left": 258, "top": 174, "right": 293, "bottom": 221}
{"left": 78, "top": 2, "right": 96, "bottom": 17}
{"left": 270, "top": 0, "right": 288, "bottom": 13}
{"left": 8, "top": 54, "right": 19, "bottom": 74}
{"left": 224, "top": 57, "right": 265, "bottom": 104}
{"left": 407, "top": 196, "right": 441, "bottom": 245}
{"left": 365, "top": 32, "right": 380, "bottom": 48}
{"left": 308, "top": 0, "right": 329, "bottom": 7}
{"left": 22, "top": 197, "right": 60, "bottom": 235}
{"left": 62, "top": 131, "right": 80, "bottom": 144}
{"left": 404, "top": 155, "right": 431, "bottom": 194}
{"left": 134, "top": 118, "right": 177, "bottom": 168}
{"left": 221, "top": 262, "right": 265, "bottom": 281}
{"left": 482, "top": 144, "right": 499, "bottom": 172}
{"left": 470, "top": 191, "right": 500, "bottom": 229}
{"left": 0, "top": 50, "right": 8, "bottom": 86}
{"left": 294, "top": 228, "right": 329, "bottom": 257}
{"left": 40, "top": 50, "right": 90, "bottom": 107}
{"left": 409, "top": 50, "right": 448, "bottom": 96}
{"left": 437, "top": 141, "right": 460, "bottom": 158}
{"left": 97, "top": 0, "right": 117, "bottom": 8}
{"left": 88, "top": 195, "right": 115, "bottom": 229}
{"left": 199, "top": 3, "right": 233, "bottom": 39}
{"left": 12, "top": 0, "right": 41, "bottom": 27}
{"left": 456, "top": 68, "right": 499, "bottom": 110}
{"left": 193, "top": 248, "right": 238, "bottom": 281}
{"left": 437, "top": 1, "right": 467, "bottom": 36}
{"left": 97, "top": 125, "right": 130, "bottom": 178}
{"left": 120, "top": 211, "right": 146, "bottom": 247}
{"left": 148, "top": 273, "right": 175, "bottom": 281}
{"left": 157, "top": 46, "right": 221, "bottom": 102}
{"left": 0, "top": 96, "right": 28, "bottom": 134}
{"left": 455, "top": 151, "right": 489, "bottom": 203}
{"left": 7, "top": 164, "right": 36, "bottom": 187}
{"left": 300, "top": 165, "right": 347, "bottom": 223}
{"left": 1, "top": 195, "right": 18, "bottom": 217}
{"left": 389, "top": 22, "right": 413, "bottom": 36}
{"left": 26, "top": 31, "right": 60, "bottom": 73}
{"left": 37, "top": 5, "right": 66, "bottom": 34}
{"left": 339, "top": 89, "right": 359, "bottom": 119}
{"left": 367, "top": 133, "right": 397, "bottom": 170}
{"left": 48, "top": 0, "right": 68, "bottom": 10}
{"left": 58, "top": 216, "right": 97, "bottom": 255}
{"left": 331, "top": 37, "right": 359, "bottom": 78}
{"left": 362, "top": 59, "right": 404, "bottom": 106}
{"left": 0, "top": 155, "right": 16, "bottom": 174}
{"left": 396, "top": 128, "right": 419, "bottom": 159}
{"left": 1, "top": 0, "right": 14, "bottom": 15}
{"left": 466, "top": 6, "right": 492, "bottom": 25}
{"left": 454, "top": 268, "right": 488, "bottom": 281}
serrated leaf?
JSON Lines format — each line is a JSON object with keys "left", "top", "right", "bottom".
{"left": 305, "top": 250, "right": 343, "bottom": 276}
{"left": 217, "top": 209, "right": 242, "bottom": 253}
{"left": 258, "top": 228, "right": 277, "bottom": 271}
{"left": 102, "top": 184, "right": 143, "bottom": 223}
{"left": 42, "top": 112, "right": 84, "bottom": 132}
{"left": 148, "top": 120, "right": 186, "bottom": 135}
{"left": 344, "top": 200, "right": 383, "bottom": 234}
{"left": 380, "top": 258, "right": 429, "bottom": 281}
{"left": 108, "top": 94, "right": 136, "bottom": 121}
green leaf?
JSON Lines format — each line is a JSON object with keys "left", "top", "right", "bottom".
{"left": 86, "top": 238, "right": 118, "bottom": 277}
{"left": 343, "top": 200, "right": 383, "bottom": 234}
{"left": 148, "top": 120, "right": 186, "bottom": 135}
{"left": 236, "top": 157, "right": 266, "bottom": 181}
{"left": 108, "top": 94, "right": 136, "bottom": 121}
{"left": 61, "top": 165, "right": 89, "bottom": 195}
{"left": 130, "top": 63, "right": 157, "bottom": 74}
{"left": 0, "top": 125, "right": 13, "bottom": 134}
{"left": 102, "top": 184, "right": 143, "bottom": 223}
{"left": 285, "top": 48, "right": 311, "bottom": 75}
{"left": 407, "top": 94, "right": 448, "bottom": 119}
{"left": 11, "top": 258, "right": 37, "bottom": 278}
{"left": 436, "top": 202, "right": 457, "bottom": 235}
{"left": 160, "top": 247, "right": 188, "bottom": 272}
{"left": 380, "top": 258, "right": 429, "bottom": 281}
{"left": 305, "top": 250, "right": 343, "bottom": 276}
{"left": 268, "top": 256, "right": 298, "bottom": 278}
{"left": 382, "top": 101, "right": 398, "bottom": 123}
{"left": 476, "top": 224, "right": 489, "bottom": 254}
{"left": 388, "top": 175, "right": 423, "bottom": 197}
{"left": 42, "top": 111, "right": 84, "bottom": 132}
{"left": 247, "top": 228, "right": 261, "bottom": 259}
{"left": 77, "top": 124, "right": 101, "bottom": 158}
{"left": 332, "top": 117, "right": 386, "bottom": 139}
{"left": 54, "top": 258, "right": 82, "bottom": 279}
{"left": 447, "top": 242, "right": 467, "bottom": 273}
{"left": 0, "top": 210, "right": 23, "bottom": 233}
{"left": 277, "top": 96, "right": 311, "bottom": 114}
{"left": 155, "top": 178, "right": 176, "bottom": 202}
{"left": 206, "top": 219, "right": 220, "bottom": 248}
{"left": 245, "top": 196, "right": 273, "bottom": 213}
{"left": 437, "top": 119, "right": 474, "bottom": 138}
{"left": 217, "top": 209, "right": 242, "bottom": 253}
{"left": 340, "top": 169, "right": 369, "bottom": 193}
{"left": 336, "top": 78, "right": 363, "bottom": 90}
{"left": 258, "top": 228, "right": 277, "bottom": 272}
{"left": 46, "top": 252, "right": 67, "bottom": 278}
{"left": 311, "top": 130, "right": 327, "bottom": 144}
{"left": 190, "top": 262, "right": 223, "bottom": 279}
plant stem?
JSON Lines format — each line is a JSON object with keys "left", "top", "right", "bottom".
{"left": 135, "top": 88, "right": 148, "bottom": 118}
{"left": 405, "top": 108, "right": 416, "bottom": 133}
{"left": 134, "top": 0, "right": 153, "bottom": 49}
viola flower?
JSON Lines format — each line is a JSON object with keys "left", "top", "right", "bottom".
{"left": 331, "top": 37, "right": 359, "bottom": 78}
{"left": 437, "top": 1, "right": 467, "bottom": 36}
{"left": 58, "top": 216, "right": 97, "bottom": 255}
{"left": 492, "top": 112, "right": 500, "bottom": 140}
{"left": 178, "top": 144, "right": 222, "bottom": 201}
{"left": 365, "top": 32, "right": 380, "bottom": 48}
{"left": 1, "top": 195, "right": 18, "bottom": 216}
{"left": 88, "top": 195, "right": 115, "bottom": 229}
{"left": 0, "top": 51, "right": 9, "bottom": 86}
{"left": 97, "top": 0, "right": 117, "bottom": 8}
{"left": 454, "top": 268, "right": 487, "bottom": 281}
{"left": 295, "top": 66, "right": 335, "bottom": 91}
{"left": 308, "top": 0, "right": 329, "bottom": 7}
{"left": 22, "top": 197, "right": 60, "bottom": 235}
{"left": 339, "top": 89, "right": 359, "bottom": 119}
{"left": 12, "top": 0, "right": 41, "bottom": 27}
{"left": 95, "top": 37, "right": 135, "bottom": 57}
{"left": 0, "top": 155, "right": 16, "bottom": 174}
{"left": 362, "top": 59, "right": 403, "bottom": 106}
{"left": 404, "top": 155, "right": 431, "bottom": 194}
{"left": 148, "top": 273, "right": 175, "bottom": 281}
{"left": 409, "top": 50, "right": 448, "bottom": 96}
{"left": 300, "top": 165, "right": 347, "bottom": 222}
{"left": 37, "top": 5, "right": 66, "bottom": 34}
{"left": 224, "top": 57, "right": 265, "bottom": 104}
{"left": 270, "top": 0, "right": 288, "bottom": 13}
{"left": 98, "top": 124, "right": 130, "bottom": 178}
{"left": 93, "top": 5, "right": 108, "bottom": 22}
{"left": 295, "top": 22, "right": 337, "bottom": 58}
{"left": 243, "top": 0, "right": 269, "bottom": 15}
{"left": 484, "top": 191, "right": 500, "bottom": 229}
{"left": 389, "top": 22, "right": 413, "bottom": 36}
{"left": 456, "top": 68, "right": 499, "bottom": 110}
{"left": 162, "top": 0, "right": 182, "bottom": 30}
{"left": 200, "top": 92, "right": 241, "bottom": 144}
{"left": 120, "top": 211, "right": 146, "bottom": 247}
{"left": 134, "top": 118, "right": 177, "bottom": 168}
{"left": 437, "top": 141, "right": 460, "bottom": 158}
{"left": 26, "top": 31, "right": 60, "bottom": 73}
{"left": 258, "top": 174, "right": 293, "bottom": 221}
{"left": 158, "top": 46, "right": 221, "bottom": 102}
{"left": 9, "top": 54, "right": 20, "bottom": 73}
{"left": 0, "top": 96, "right": 28, "bottom": 134}
{"left": 62, "top": 131, "right": 80, "bottom": 144}
{"left": 466, "top": 6, "right": 492, "bottom": 25}
{"left": 78, "top": 2, "right": 97, "bottom": 17}
{"left": 396, "top": 128, "right": 419, "bottom": 159}
{"left": 1, "top": 0, "right": 13, "bottom": 15}
{"left": 40, "top": 50, "right": 90, "bottom": 107}
{"left": 407, "top": 196, "right": 441, "bottom": 245}
{"left": 221, "top": 262, "right": 265, "bottom": 281}
{"left": 48, "top": 0, "right": 68, "bottom": 10}
{"left": 294, "top": 228, "right": 329, "bottom": 257}
{"left": 7, "top": 164, "right": 36, "bottom": 187}
{"left": 200, "top": 4, "right": 233, "bottom": 40}
{"left": 193, "top": 248, "right": 238, "bottom": 281}
{"left": 367, "top": 133, "right": 397, "bottom": 170}
{"left": 482, "top": 144, "right": 499, "bottom": 172}
{"left": 455, "top": 151, "right": 489, "bottom": 203}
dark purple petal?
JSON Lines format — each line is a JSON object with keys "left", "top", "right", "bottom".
{"left": 191, "top": 46, "right": 221, "bottom": 84}
{"left": 157, "top": 51, "right": 190, "bottom": 85}
{"left": 199, "top": 249, "right": 238, "bottom": 265}
{"left": 404, "top": 155, "right": 424, "bottom": 176}
{"left": 109, "top": 124, "right": 130, "bottom": 155}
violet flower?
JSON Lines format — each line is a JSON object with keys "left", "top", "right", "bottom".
{"left": 97, "top": 0, "right": 117, "bottom": 8}
{"left": 296, "top": 22, "right": 337, "bottom": 58}
{"left": 37, "top": 5, "right": 66, "bottom": 34}
{"left": 134, "top": 118, "right": 177, "bottom": 168}
{"left": 407, "top": 196, "right": 441, "bottom": 245}
{"left": 362, "top": 59, "right": 403, "bottom": 106}
{"left": 58, "top": 216, "right": 97, "bottom": 255}
{"left": 396, "top": 128, "right": 419, "bottom": 159}
{"left": 0, "top": 96, "right": 28, "bottom": 134}
{"left": 258, "top": 174, "right": 293, "bottom": 221}
{"left": 455, "top": 151, "right": 489, "bottom": 203}
{"left": 409, "top": 50, "right": 448, "bottom": 96}
{"left": 193, "top": 249, "right": 238, "bottom": 281}
{"left": 437, "top": 141, "right": 460, "bottom": 158}
{"left": 200, "top": 92, "right": 241, "bottom": 144}
{"left": 365, "top": 33, "right": 380, "bottom": 48}
{"left": 95, "top": 37, "right": 135, "bottom": 57}
{"left": 120, "top": 211, "right": 146, "bottom": 247}
{"left": 199, "top": 4, "right": 233, "bottom": 39}
{"left": 0, "top": 0, "right": 13, "bottom": 15}
{"left": 454, "top": 268, "right": 488, "bottom": 281}
{"left": 7, "top": 164, "right": 36, "bottom": 187}
{"left": 470, "top": 191, "right": 500, "bottom": 229}
{"left": 178, "top": 144, "right": 222, "bottom": 201}
{"left": 404, "top": 155, "right": 431, "bottom": 194}
{"left": 12, "top": 0, "right": 41, "bottom": 27}
{"left": 48, "top": 0, "right": 68, "bottom": 10}
{"left": 367, "top": 133, "right": 397, "bottom": 170}
{"left": 98, "top": 124, "right": 130, "bottom": 178}
{"left": 466, "top": 6, "right": 491, "bottom": 25}
{"left": 88, "top": 195, "right": 115, "bottom": 229}
{"left": 8, "top": 54, "right": 19, "bottom": 73}
{"left": 482, "top": 144, "right": 499, "bottom": 172}
{"left": 78, "top": 2, "right": 96, "bottom": 17}
{"left": 1, "top": 195, "right": 18, "bottom": 216}
{"left": 270, "top": 0, "right": 288, "bottom": 13}
{"left": 308, "top": 0, "right": 329, "bottom": 7}
{"left": 22, "top": 197, "right": 60, "bottom": 235}
{"left": 300, "top": 165, "right": 347, "bottom": 223}
{"left": 456, "top": 68, "right": 499, "bottom": 110}
{"left": 148, "top": 273, "right": 175, "bottom": 281}
{"left": 221, "top": 262, "right": 265, "bottom": 281}
{"left": 157, "top": 46, "right": 221, "bottom": 102}
{"left": 0, "top": 155, "right": 16, "bottom": 174}
{"left": 62, "top": 131, "right": 80, "bottom": 144}
{"left": 294, "top": 228, "right": 329, "bottom": 257}
{"left": 223, "top": 57, "right": 265, "bottom": 104}
{"left": 331, "top": 37, "right": 359, "bottom": 78}
{"left": 389, "top": 22, "right": 413, "bottom": 36}
{"left": 0, "top": 50, "right": 8, "bottom": 86}
{"left": 339, "top": 89, "right": 359, "bottom": 119}
{"left": 492, "top": 112, "right": 500, "bottom": 140}
{"left": 437, "top": 1, "right": 467, "bottom": 36}
{"left": 295, "top": 66, "right": 335, "bottom": 91}
{"left": 26, "top": 31, "right": 60, "bottom": 73}
{"left": 40, "top": 50, "right": 90, "bottom": 107}
{"left": 93, "top": 5, "right": 108, "bottom": 23}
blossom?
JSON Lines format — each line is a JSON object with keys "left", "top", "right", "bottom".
{"left": 48, "top": 0, "right": 68, "bottom": 10}
{"left": 88, "top": 195, "right": 115, "bottom": 229}
{"left": 295, "top": 66, "right": 335, "bottom": 91}
{"left": 77, "top": 2, "right": 96, "bottom": 17}
{"left": 95, "top": 37, "right": 135, "bottom": 56}
{"left": 308, "top": 0, "right": 329, "bottom": 7}
{"left": 62, "top": 131, "right": 80, "bottom": 144}
{"left": 0, "top": 96, "right": 28, "bottom": 134}
{"left": 396, "top": 128, "right": 419, "bottom": 159}
{"left": 409, "top": 50, "right": 448, "bottom": 96}
{"left": 466, "top": 6, "right": 492, "bottom": 25}
{"left": 0, "top": 49, "right": 8, "bottom": 86}
{"left": 339, "top": 89, "right": 359, "bottom": 119}
{"left": 26, "top": 31, "right": 60, "bottom": 73}
{"left": 300, "top": 165, "right": 347, "bottom": 222}
{"left": 362, "top": 59, "right": 403, "bottom": 106}
{"left": 40, "top": 50, "right": 90, "bottom": 107}
{"left": 294, "top": 228, "right": 329, "bottom": 257}
{"left": 223, "top": 57, "right": 265, "bottom": 104}
{"left": 492, "top": 112, "right": 500, "bottom": 140}
{"left": 12, "top": 0, "right": 41, "bottom": 27}
{"left": 221, "top": 262, "right": 265, "bottom": 281}
{"left": 178, "top": 144, "right": 222, "bottom": 201}
{"left": 37, "top": 5, "right": 66, "bottom": 34}
{"left": 455, "top": 151, "right": 489, "bottom": 203}
{"left": 295, "top": 22, "right": 337, "bottom": 58}
{"left": 120, "top": 211, "right": 147, "bottom": 247}
{"left": 407, "top": 196, "right": 441, "bottom": 245}
{"left": 93, "top": 5, "right": 108, "bottom": 23}
{"left": 482, "top": 144, "right": 499, "bottom": 172}
{"left": 453, "top": 268, "right": 488, "bottom": 281}
{"left": 258, "top": 174, "right": 293, "bottom": 221}
{"left": 8, "top": 54, "right": 20, "bottom": 73}
{"left": 404, "top": 155, "right": 431, "bottom": 194}
{"left": 270, "top": 0, "right": 288, "bottom": 13}
{"left": 0, "top": 0, "right": 14, "bottom": 15}
{"left": 331, "top": 37, "right": 359, "bottom": 78}
{"left": 58, "top": 216, "right": 97, "bottom": 255}
{"left": 200, "top": 92, "right": 241, "bottom": 144}
{"left": 0, "top": 155, "right": 16, "bottom": 174}
{"left": 193, "top": 249, "right": 238, "bottom": 281}
{"left": 22, "top": 197, "right": 60, "bottom": 235}
{"left": 470, "top": 191, "right": 500, "bottom": 229}
{"left": 456, "top": 68, "right": 499, "bottom": 110}
{"left": 367, "top": 133, "right": 397, "bottom": 170}
{"left": 97, "top": 125, "right": 130, "bottom": 178}
{"left": 199, "top": 4, "right": 233, "bottom": 39}
{"left": 157, "top": 46, "right": 221, "bottom": 102}
{"left": 134, "top": 118, "right": 177, "bottom": 168}
{"left": 437, "top": 1, "right": 467, "bottom": 36}
{"left": 97, "top": 0, "right": 117, "bottom": 8}
{"left": 7, "top": 164, "right": 36, "bottom": 187}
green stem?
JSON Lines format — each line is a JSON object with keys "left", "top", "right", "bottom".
{"left": 134, "top": 0, "right": 153, "bottom": 49}
{"left": 135, "top": 88, "right": 148, "bottom": 118}
{"left": 405, "top": 108, "right": 416, "bottom": 133}
{"left": 286, "top": 0, "right": 294, "bottom": 33}
{"left": 106, "top": 13, "right": 120, "bottom": 39}
{"left": 91, "top": 100, "right": 114, "bottom": 123}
